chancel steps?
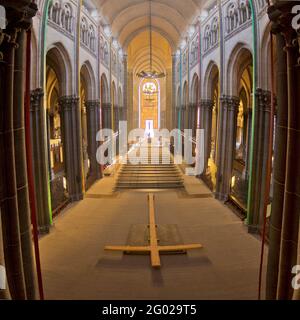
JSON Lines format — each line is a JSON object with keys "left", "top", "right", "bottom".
{"left": 115, "top": 145, "right": 184, "bottom": 190}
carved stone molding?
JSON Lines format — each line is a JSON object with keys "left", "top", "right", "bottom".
{"left": 85, "top": 100, "right": 100, "bottom": 110}
{"left": 30, "top": 88, "right": 44, "bottom": 112}
{"left": 58, "top": 95, "right": 79, "bottom": 112}
{"left": 199, "top": 99, "right": 213, "bottom": 110}
{"left": 220, "top": 95, "right": 240, "bottom": 112}
{"left": 256, "top": 88, "right": 271, "bottom": 113}
{"left": 102, "top": 103, "right": 112, "bottom": 110}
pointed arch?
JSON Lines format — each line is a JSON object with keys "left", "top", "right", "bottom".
{"left": 80, "top": 61, "right": 96, "bottom": 101}
{"left": 46, "top": 42, "right": 73, "bottom": 96}
{"left": 100, "top": 73, "right": 109, "bottom": 104}
{"left": 226, "top": 43, "right": 253, "bottom": 96}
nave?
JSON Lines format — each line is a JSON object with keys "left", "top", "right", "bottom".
{"left": 1, "top": 0, "right": 300, "bottom": 301}
{"left": 40, "top": 171, "right": 266, "bottom": 300}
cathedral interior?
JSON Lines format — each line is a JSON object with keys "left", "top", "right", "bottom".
{"left": 0, "top": 0, "right": 300, "bottom": 301}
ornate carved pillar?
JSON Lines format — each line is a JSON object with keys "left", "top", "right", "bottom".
{"left": 215, "top": 95, "right": 239, "bottom": 201}
{"left": 58, "top": 96, "right": 83, "bottom": 202}
{"left": 30, "top": 89, "right": 51, "bottom": 234}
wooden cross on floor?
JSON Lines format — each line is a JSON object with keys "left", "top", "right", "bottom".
{"left": 104, "top": 193, "right": 203, "bottom": 269}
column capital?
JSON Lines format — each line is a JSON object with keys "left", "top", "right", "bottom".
{"left": 256, "top": 88, "right": 272, "bottom": 113}
{"left": 188, "top": 102, "right": 197, "bottom": 109}
{"left": 220, "top": 95, "right": 240, "bottom": 112}
{"left": 4, "top": 1, "right": 37, "bottom": 31}
{"left": 58, "top": 95, "right": 79, "bottom": 112}
{"left": 30, "top": 88, "right": 44, "bottom": 112}
{"left": 199, "top": 99, "right": 214, "bottom": 110}
{"left": 102, "top": 102, "right": 112, "bottom": 110}
{"left": 268, "top": 3, "right": 299, "bottom": 48}
{"left": 85, "top": 100, "right": 100, "bottom": 110}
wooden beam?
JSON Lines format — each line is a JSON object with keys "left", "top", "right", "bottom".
{"left": 104, "top": 193, "right": 203, "bottom": 268}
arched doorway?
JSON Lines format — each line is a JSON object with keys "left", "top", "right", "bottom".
{"left": 230, "top": 48, "right": 253, "bottom": 210}
{"left": 46, "top": 48, "right": 69, "bottom": 214}
{"left": 80, "top": 65, "right": 90, "bottom": 189}
{"left": 205, "top": 63, "right": 219, "bottom": 191}
{"left": 139, "top": 79, "right": 160, "bottom": 136}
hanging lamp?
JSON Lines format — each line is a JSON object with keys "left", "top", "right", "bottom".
{"left": 136, "top": 0, "right": 165, "bottom": 79}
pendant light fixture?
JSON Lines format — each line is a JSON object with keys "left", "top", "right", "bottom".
{"left": 137, "top": 0, "right": 165, "bottom": 79}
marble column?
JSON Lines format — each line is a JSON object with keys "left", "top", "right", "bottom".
{"left": 30, "top": 89, "right": 51, "bottom": 234}
{"left": 59, "top": 96, "right": 83, "bottom": 202}
{"left": 247, "top": 89, "right": 272, "bottom": 234}
{"left": 215, "top": 95, "right": 239, "bottom": 201}
{"left": 86, "top": 101, "right": 101, "bottom": 184}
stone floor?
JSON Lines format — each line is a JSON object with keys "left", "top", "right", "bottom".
{"left": 39, "top": 174, "right": 267, "bottom": 300}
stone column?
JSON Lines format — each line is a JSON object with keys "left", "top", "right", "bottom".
{"left": 13, "top": 29, "right": 37, "bottom": 300}
{"left": 247, "top": 89, "right": 271, "bottom": 233}
{"left": 180, "top": 105, "right": 186, "bottom": 131}
{"left": 59, "top": 96, "right": 83, "bottom": 202}
{"left": 30, "top": 89, "right": 51, "bottom": 234}
{"left": 266, "top": 5, "right": 289, "bottom": 300}
{"left": 113, "top": 105, "right": 119, "bottom": 132}
{"left": 244, "top": 107, "right": 252, "bottom": 178}
{"left": 0, "top": 0, "right": 38, "bottom": 300}
{"left": 123, "top": 55, "right": 128, "bottom": 112}
{"left": 200, "top": 99, "right": 214, "bottom": 172}
{"left": 277, "top": 25, "right": 300, "bottom": 301}
{"left": 172, "top": 54, "right": 177, "bottom": 129}
{"left": 102, "top": 103, "right": 112, "bottom": 130}
{"left": 187, "top": 103, "right": 195, "bottom": 133}
{"left": 215, "top": 95, "right": 239, "bottom": 201}
{"left": 86, "top": 101, "right": 100, "bottom": 184}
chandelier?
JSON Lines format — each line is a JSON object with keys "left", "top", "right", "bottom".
{"left": 136, "top": 0, "right": 165, "bottom": 79}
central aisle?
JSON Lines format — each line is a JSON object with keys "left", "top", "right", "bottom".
{"left": 39, "top": 175, "right": 266, "bottom": 300}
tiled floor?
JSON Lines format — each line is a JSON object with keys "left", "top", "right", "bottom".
{"left": 39, "top": 175, "right": 267, "bottom": 300}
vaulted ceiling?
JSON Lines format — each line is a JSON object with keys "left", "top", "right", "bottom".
{"left": 92, "top": 0, "right": 214, "bottom": 50}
